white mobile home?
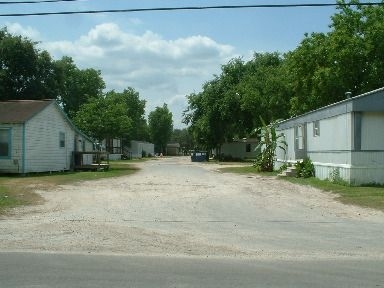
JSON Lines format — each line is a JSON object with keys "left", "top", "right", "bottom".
{"left": 129, "top": 140, "right": 155, "bottom": 158}
{"left": 219, "top": 138, "right": 259, "bottom": 160}
{"left": 0, "top": 100, "right": 94, "bottom": 174}
{"left": 275, "top": 87, "right": 384, "bottom": 185}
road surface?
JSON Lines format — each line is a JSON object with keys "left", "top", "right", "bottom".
{"left": 0, "top": 157, "right": 383, "bottom": 287}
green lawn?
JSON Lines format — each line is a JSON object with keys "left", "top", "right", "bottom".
{"left": 0, "top": 160, "right": 142, "bottom": 215}
{"left": 218, "top": 165, "right": 384, "bottom": 212}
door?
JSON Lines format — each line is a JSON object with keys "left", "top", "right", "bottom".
{"left": 294, "top": 124, "right": 307, "bottom": 159}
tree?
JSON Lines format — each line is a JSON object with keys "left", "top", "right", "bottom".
{"left": 171, "top": 128, "right": 194, "bottom": 154}
{"left": 238, "top": 52, "right": 291, "bottom": 129}
{"left": 73, "top": 88, "right": 147, "bottom": 142}
{"left": 0, "top": 27, "right": 59, "bottom": 101}
{"left": 183, "top": 53, "right": 290, "bottom": 153}
{"left": 286, "top": 0, "right": 384, "bottom": 116}
{"left": 73, "top": 96, "right": 132, "bottom": 142}
{"left": 105, "top": 88, "right": 147, "bottom": 141}
{"left": 148, "top": 104, "right": 173, "bottom": 154}
{"left": 55, "top": 56, "right": 105, "bottom": 117}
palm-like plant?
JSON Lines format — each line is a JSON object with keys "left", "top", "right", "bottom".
{"left": 254, "top": 117, "right": 287, "bottom": 172}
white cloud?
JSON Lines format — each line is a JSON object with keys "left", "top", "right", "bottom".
{"left": 5, "top": 22, "right": 41, "bottom": 40}
{"left": 23, "top": 22, "right": 236, "bottom": 127}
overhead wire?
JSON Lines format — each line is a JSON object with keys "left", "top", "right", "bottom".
{"left": 0, "top": 2, "right": 383, "bottom": 17}
{"left": 0, "top": 0, "right": 82, "bottom": 4}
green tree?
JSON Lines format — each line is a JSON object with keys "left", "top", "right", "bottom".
{"left": 286, "top": 0, "right": 384, "bottom": 116}
{"left": 105, "top": 88, "right": 147, "bottom": 141}
{"left": 74, "top": 87, "right": 147, "bottom": 142}
{"left": 73, "top": 96, "right": 132, "bottom": 142}
{"left": 171, "top": 128, "right": 194, "bottom": 153}
{"left": 148, "top": 104, "right": 173, "bottom": 154}
{"left": 238, "top": 52, "right": 291, "bottom": 128}
{"left": 183, "top": 53, "right": 290, "bottom": 153}
{"left": 55, "top": 56, "right": 105, "bottom": 117}
{"left": 0, "top": 27, "right": 59, "bottom": 101}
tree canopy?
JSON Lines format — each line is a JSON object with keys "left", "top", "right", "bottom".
{"left": 184, "top": 0, "right": 384, "bottom": 151}
{"left": 0, "top": 28, "right": 105, "bottom": 117}
{"left": 73, "top": 87, "right": 147, "bottom": 142}
{"left": 148, "top": 104, "right": 173, "bottom": 154}
{"left": 0, "top": 27, "right": 149, "bottom": 144}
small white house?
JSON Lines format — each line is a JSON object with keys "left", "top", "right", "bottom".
{"left": 166, "top": 143, "right": 181, "bottom": 156}
{"left": 129, "top": 140, "right": 155, "bottom": 158}
{"left": 275, "top": 87, "right": 384, "bottom": 185}
{"left": 0, "top": 99, "right": 94, "bottom": 174}
{"left": 219, "top": 138, "right": 259, "bottom": 160}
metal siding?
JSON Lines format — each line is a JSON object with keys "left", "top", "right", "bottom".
{"left": 276, "top": 128, "right": 294, "bottom": 162}
{"left": 221, "top": 141, "right": 258, "bottom": 159}
{"left": 275, "top": 88, "right": 384, "bottom": 184}
{"left": 361, "top": 112, "right": 384, "bottom": 150}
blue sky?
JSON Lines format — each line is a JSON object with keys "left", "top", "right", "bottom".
{"left": 0, "top": 0, "right": 357, "bottom": 127}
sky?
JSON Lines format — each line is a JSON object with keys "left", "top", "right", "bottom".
{"left": 0, "top": 0, "right": 360, "bottom": 128}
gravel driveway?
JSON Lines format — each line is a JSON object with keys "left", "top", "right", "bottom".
{"left": 1, "top": 157, "right": 383, "bottom": 260}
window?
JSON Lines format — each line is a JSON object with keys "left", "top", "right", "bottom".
{"left": 0, "top": 128, "right": 11, "bottom": 158}
{"left": 246, "top": 143, "right": 251, "bottom": 153}
{"left": 313, "top": 120, "right": 320, "bottom": 137}
{"left": 295, "top": 125, "right": 305, "bottom": 150}
{"left": 59, "top": 132, "right": 65, "bottom": 148}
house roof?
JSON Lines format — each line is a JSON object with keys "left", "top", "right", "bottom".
{"left": 277, "top": 87, "right": 384, "bottom": 130}
{"left": 0, "top": 99, "right": 94, "bottom": 143}
{"left": 0, "top": 99, "right": 54, "bottom": 124}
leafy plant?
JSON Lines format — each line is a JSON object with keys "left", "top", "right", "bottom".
{"left": 328, "top": 167, "right": 349, "bottom": 185}
{"left": 253, "top": 117, "right": 287, "bottom": 172}
{"left": 278, "top": 162, "right": 289, "bottom": 174}
{"left": 295, "top": 158, "right": 315, "bottom": 178}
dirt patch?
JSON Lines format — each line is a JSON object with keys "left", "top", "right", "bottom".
{"left": 1, "top": 157, "right": 383, "bottom": 260}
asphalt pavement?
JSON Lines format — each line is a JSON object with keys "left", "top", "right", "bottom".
{"left": 1, "top": 252, "right": 383, "bottom": 288}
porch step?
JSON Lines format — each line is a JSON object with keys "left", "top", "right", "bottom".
{"left": 278, "top": 166, "right": 297, "bottom": 177}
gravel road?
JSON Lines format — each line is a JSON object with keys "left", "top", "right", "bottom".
{"left": 1, "top": 157, "right": 383, "bottom": 260}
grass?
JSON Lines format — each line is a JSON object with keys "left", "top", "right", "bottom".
{"left": 218, "top": 165, "right": 384, "bottom": 212}
{"left": 285, "top": 177, "right": 384, "bottom": 211}
{"left": 218, "top": 165, "right": 279, "bottom": 176}
{"left": 0, "top": 160, "right": 141, "bottom": 215}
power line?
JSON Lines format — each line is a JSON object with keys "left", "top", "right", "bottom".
{"left": 0, "top": 0, "right": 82, "bottom": 4}
{"left": 0, "top": 2, "right": 383, "bottom": 17}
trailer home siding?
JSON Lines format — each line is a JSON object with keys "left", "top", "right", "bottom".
{"left": 275, "top": 88, "right": 384, "bottom": 185}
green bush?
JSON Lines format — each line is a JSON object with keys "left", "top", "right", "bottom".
{"left": 295, "top": 158, "right": 315, "bottom": 178}
{"left": 329, "top": 168, "right": 349, "bottom": 185}
{"left": 278, "top": 162, "right": 289, "bottom": 173}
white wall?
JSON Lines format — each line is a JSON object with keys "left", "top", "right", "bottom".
{"left": 220, "top": 141, "right": 258, "bottom": 159}
{"left": 307, "top": 113, "right": 351, "bottom": 153}
{"left": 24, "top": 103, "right": 75, "bottom": 173}
{"left": 130, "top": 141, "right": 154, "bottom": 158}
{"left": 276, "top": 128, "right": 294, "bottom": 162}
{"left": 361, "top": 112, "right": 384, "bottom": 150}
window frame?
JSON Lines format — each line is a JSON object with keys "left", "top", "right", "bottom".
{"left": 0, "top": 128, "right": 12, "bottom": 159}
{"left": 313, "top": 120, "right": 320, "bottom": 137}
{"left": 59, "top": 132, "right": 65, "bottom": 148}
{"left": 245, "top": 143, "right": 251, "bottom": 153}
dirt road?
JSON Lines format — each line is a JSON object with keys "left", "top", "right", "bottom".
{"left": 1, "top": 157, "right": 383, "bottom": 260}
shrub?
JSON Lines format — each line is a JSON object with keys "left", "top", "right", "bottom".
{"left": 329, "top": 168, "right": 349, "bottom": 185}
{"left": 295, "top": 158, "right": 315, "bottom": 178}
{"left": 278, "top": 162, "right": 289, "bottom": 174}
